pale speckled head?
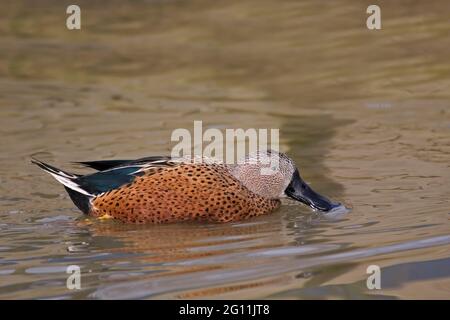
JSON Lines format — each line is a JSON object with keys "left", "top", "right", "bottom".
{"left": 229, "top": 150, "right": 341, "bottom": 211}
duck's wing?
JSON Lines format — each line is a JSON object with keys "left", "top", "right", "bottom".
{"left": 34, "top": 156, "right": 180, "bottom": 196}
{"left": 76, "top": 156, "right": 173, "bottom": 171}
{"left": 33, "top": 157, "right": 182, "bottom": 214}
{"left": 75, "top": 157, "right": 180, "bottom": 195}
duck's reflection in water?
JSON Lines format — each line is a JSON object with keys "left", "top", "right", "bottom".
{"left": 74, "top": 208, "right": 349, "bottom": 299}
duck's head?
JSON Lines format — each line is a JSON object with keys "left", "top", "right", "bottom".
{"left": 229, "top": 150, "right": 341, "bottom": 212}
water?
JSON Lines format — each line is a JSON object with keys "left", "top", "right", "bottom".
{"left": 0, "top": 0, "right": 449, "bottom": 299}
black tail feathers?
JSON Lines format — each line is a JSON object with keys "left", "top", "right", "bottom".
{"left": 32, "top": 158, "right": 92, "bottom": 214}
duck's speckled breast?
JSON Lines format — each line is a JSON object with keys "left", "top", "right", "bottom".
{"left": 90, "top": 163, "right": 280, "bottom": 223}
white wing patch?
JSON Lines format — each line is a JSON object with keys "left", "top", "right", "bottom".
{"left": 46, "top": 172, "right": 92, "bottom": 196}
{"left": 32, "top": 158, "right": 92, "bottom": 197}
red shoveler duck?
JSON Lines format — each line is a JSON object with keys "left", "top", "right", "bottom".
{"left": 32, "top": 151, "right": 341, "bottom": 224}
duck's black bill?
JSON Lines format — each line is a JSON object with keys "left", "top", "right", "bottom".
{"left": 285, "top": 169, "right": 341, "bottom": 212}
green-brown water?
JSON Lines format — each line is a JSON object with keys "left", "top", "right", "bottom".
{"left": 0, "top": 0, "right": 449, "bottom": 299}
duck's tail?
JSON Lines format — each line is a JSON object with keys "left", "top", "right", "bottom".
{"left": 31, "top": 158, "right": 92, "bottom": 214}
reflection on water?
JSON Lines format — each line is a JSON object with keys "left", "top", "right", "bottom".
{"left": 0, "top": 0, "right": 449, "bottom": 299}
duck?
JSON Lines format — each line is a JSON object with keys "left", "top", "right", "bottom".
{"left": 32, "top": 150, "right": 341, "bottom": 224}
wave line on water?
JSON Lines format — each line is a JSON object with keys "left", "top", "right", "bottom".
{"left": 90, "top": 234, "right": 450, "bottom": 299}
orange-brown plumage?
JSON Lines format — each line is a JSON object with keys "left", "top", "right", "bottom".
{"left": 91, "top": 163, "right": 280, "bottom": 223}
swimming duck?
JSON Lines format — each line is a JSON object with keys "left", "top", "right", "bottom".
{"left": 32, "top": 151, "right": 341, "bottom": 224}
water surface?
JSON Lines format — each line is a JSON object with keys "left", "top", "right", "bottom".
{"left": 0, "top": 0, "right": 449, "bottom": 299}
